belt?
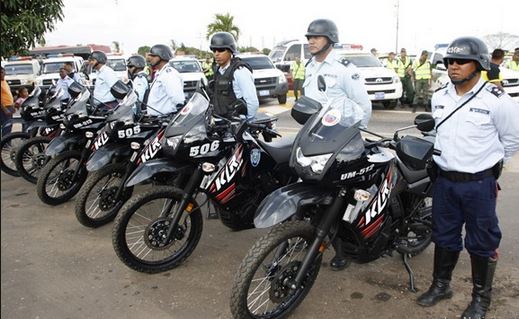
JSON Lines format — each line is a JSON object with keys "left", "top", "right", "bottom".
{"left": 439, "top": 168, "right": 494, "bottom": 182}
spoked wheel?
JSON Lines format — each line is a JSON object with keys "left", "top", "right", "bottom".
{"left": 0, "top": 132, "right": 30, "bottom": 176}
{"left": 75, "top": 163, "right": 133, "bottom": 228}
{"left": 231, "top": 221, "right": 321, "bottom": 319}
{"left": 36, "top": 150, "right": 87, "bottom": 205}
{"left": 15, "top": 136, "right": 52, "bottom": 184}
{"left": 396, "top": 197, "right": 433, "bottom": 256}
{"left": 112, "top": 186, "right": 203, "bottom": 273}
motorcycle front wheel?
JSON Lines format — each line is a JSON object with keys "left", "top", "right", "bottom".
{"left": 0, "top": 132, "right": 30, "bottom": 176}
{"left": 230, "top": 221, "right": 321, "bottom": 319}
{"left": 15, "top": 136, "right": 52, "bottom": 184}
{"left": 36, "top": 150, "right": 87, "bottom": 205}
{"left": 112, "top": 186, "right": 203, "bottom": 273}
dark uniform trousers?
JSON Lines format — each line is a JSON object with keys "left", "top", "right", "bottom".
{"left": 432, "top": 175, "right": 501, "bottom": 258}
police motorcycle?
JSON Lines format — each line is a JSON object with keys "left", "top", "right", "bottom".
{"left": 230, "top": 76, "right": 437, "bottom": 319}
{"left": 0, "top": 86, "right": 59, "bottom": 176}
{"left": 14, "top": 87, "right": 70, "bottom": 184}
{"left": 74, "top": 81, "right": 175, "bottom": 228}
{"left": 36, "top": 82, "right": 110, "bottom": 206}
{"left": 111, "top": 90, "right": 297, "bottom": 273}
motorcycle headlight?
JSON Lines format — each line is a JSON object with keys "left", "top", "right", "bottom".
{"left": 165, "top": 136, "right": 182, "bottom": 150}
{"left": 85, "top": 131, "right": 94, "bottom": 138}
{"left": 296, "top": 147, "right": 332, "bottom": 174}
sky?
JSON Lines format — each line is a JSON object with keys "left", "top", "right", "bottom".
{"left": 42, "top": 0, "right": 519, "bottom": 55}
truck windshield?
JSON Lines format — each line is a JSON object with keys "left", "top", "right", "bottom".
{"left": 268, "top": 48, "right": 286, "bottom": 63}
{"left": 4, "top": 64, "right": 33, "bottom": 75}
{"left": 107, "top": 59, "right": 127, "bottom": 71}
{"left": 339, "top": 55, "right": 382, "bottom": 68}
{"left": 169, "top": 61, "right": 202, "bottom": 73}
{"left": 42, "top": 62, "right": 75, "bottom": 74}
{"left": 241, "top": 57, "right": 275, "bottom": 70}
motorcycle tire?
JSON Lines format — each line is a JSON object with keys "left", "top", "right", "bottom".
{"left": 75, "top": 163, "right": 133, "bottom": 228}
{"left": 15, "top": 136, "right": 52, "bottom": 184}
{"left": 36, "top": 149, "right": 87, "bottom": 206}
{"left": 112, "top": 186, "right": 203, "bottom": 273}
{"left": 0, "top": 132, "right": 30, "bottom": 177}
{"left": 231, "top": 221, "right": 321, "bottom": 319}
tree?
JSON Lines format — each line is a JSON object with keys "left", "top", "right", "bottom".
{"left": 137, "top": 46, "right": 151, "bottom": 56}
{"left": 206, "top": 13, "right": 240, "bottom": 41}
{"left": 484, "top": 33, "right": 519, "bottom": 51}
{"left": 112, "top": 41, "right": 120, "bottom": 53}
{"left": 0, "top": 0, "right": 64, "bottom": 58}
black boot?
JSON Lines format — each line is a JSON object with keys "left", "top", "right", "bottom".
{"left": 461, "top": 255, "right": 497, "bottom": 319}
{"left": 330, "top": 238, "right": 350, "bottom": 271}
{"left": 417, "top": 246, "right": 460, "bottom": 307}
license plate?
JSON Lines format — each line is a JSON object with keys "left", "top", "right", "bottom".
{"left": 259, "top": 90, "right": 270, "bottom": 97}
{"left": 375, "top": 92, "right": 385, "bottom": 100}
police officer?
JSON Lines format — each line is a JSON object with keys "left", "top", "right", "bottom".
{"left": 146, "top": 44, "right": 184, "bottom": 116}
{"left": 63, "top": 61, "right": 82, "bottom": 83}
{"left": 88, "top": 51, "right": 118, "bottom": 109}
{"left": 303, "top": 19, "right": 371, "bottom": 271}
{"left": 210, "top": 32, "right": 259, "bottom": 120}
{"left": 56, "top": 67, "right": 74, "bottom": 102}
{"left": 416, "top": 37, "right": 519, "bottom": 319}
{"left": 126, "top": 55, "right": 149, "bottom": 115}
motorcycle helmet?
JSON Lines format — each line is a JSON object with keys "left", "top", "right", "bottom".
{"left": 148, "top": 44, "right": 173, "bottom": 61}
{"left": 305, "top": 19, "right": 339, "bottom": 44}
{"left": 209, "top": 32, "right": 238, "bottom": 54}
{"left": 88, "top": 51, "right": 107, "bottom": 64}
{"left": 443, "top": 37, "right": 490, "bottom": 71}
{"left": 126, "top": 55, "right": 146, "bottom": 69}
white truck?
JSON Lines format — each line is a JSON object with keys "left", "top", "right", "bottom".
{"left": 169, "top": 56, "right": 208, "bottom": 100}
{"left": 35, "top": 55, "right": 86, "bottom": 92}
{"left": 2, "top": 57, "right": 41, "bottom": 94}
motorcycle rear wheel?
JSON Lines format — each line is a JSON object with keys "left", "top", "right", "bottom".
{"left": 15, "top": 136, "right": 52, "bottom": 184}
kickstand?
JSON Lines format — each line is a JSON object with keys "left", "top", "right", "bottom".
{"left": 402, "top": 253, "right": 417, "bottom": 293}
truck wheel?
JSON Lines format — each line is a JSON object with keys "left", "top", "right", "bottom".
{"left": 382, "top": 99, "right": 397, "bottom": 110}
{"left": 277, "top": 94, "right": 287, "bottom": 105}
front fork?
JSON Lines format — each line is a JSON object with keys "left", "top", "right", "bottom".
{"left": 289, "top": 188, "right": 348, "bottom": 290}
{"left": 70, "top": 138, "right": 93, "bottom": 181}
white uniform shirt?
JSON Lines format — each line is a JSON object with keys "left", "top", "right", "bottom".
{"left": 93, "top": 65, "right": 118, "bottom": 104}
{"left": 432, "top": 78, "right": 519, "bottom": 173}
{"left": 217, "top": 61, "right": 259, "bottom": 119}
{"left": 147, "top": 63, "right": 184, "bottom": 116}
{"left": 56, "top": 76, "right": 74, "bottom": 101}
{"left": 68, "top": 72, "right": 82, "bottom": 83}
{"left": 304, "top": 49, "right": 372, "bottom": 128}
{"left": 131, "top": 72, "right": 149, "bottom": 102}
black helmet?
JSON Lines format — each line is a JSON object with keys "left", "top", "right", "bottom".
{"left": 443, "top": 37, "right": 490, "bottom": 71}
{"left": 88, "top": 51, "right": 107, "bottom": 64}
{"left": 209, "top": 32, "right": 237, "bottom": 54}
{"left": 305, "top": 19, "right": 339, "bottom": 44}
{"left": 149, "top": 44, "right": 173, "bottom": 61}
{"left": 126, "top": 55, "right": 146, "bottom": 69}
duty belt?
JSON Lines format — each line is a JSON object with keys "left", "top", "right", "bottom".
{"left": 439, "top": 168, "right": 494, "bottom": 182}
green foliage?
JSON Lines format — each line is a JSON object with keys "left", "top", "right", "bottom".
{"left": 238, "top": 46, "right": 260, "bottom": 53}
{"left": 137, "top": 46, "right": 151, "bottom": 56}
{"left": 0, "top": 0, "right": 64, "bottom": 58}
{"left": 262, "top": 48, "right": 271, "bottom": 56}
{"left": 206, "top": 13, "right": 240, "bottom": 41}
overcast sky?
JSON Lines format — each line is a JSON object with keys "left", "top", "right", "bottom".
{"left": 43, "top": 0, "right": 519, "bottom": 55}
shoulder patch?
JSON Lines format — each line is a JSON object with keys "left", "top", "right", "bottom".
{"left": 351, "top": 73, "right": 360, "bottom": 80}
{"left": 486, "top": 85, "right": 505, "bottom": 98}
{"left": 165, "top": 68, "right": 172, "bottom": 73}
{"left": 339, "top": 57, "right": 350, "bottom": 68}
{"left": 435, "top": 83, "right": 448, "bottom": 92}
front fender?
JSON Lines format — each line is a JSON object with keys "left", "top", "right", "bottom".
{"left": 45, "top": 134, "right": 84, "bottom": 157}
{"left": 26, "top": 120, "right": 48, "bottom": 131}
{"left": 125, "top": 158, "right": 192, "bottom": 187}
{"left": 86, "top": 143, "right": 132, "bottom": 172}
{"left": 254, "top": 182, "right": 332, "bottom": 229}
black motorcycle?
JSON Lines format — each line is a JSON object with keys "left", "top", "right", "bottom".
{"left": 111, "top": 91, "right": 296, "bottom": 273}
{"left": 230, "top": 76, "right": 437, "bottom": 319}
{"left": 36, "top": 82, "right": 107, "bottom": 205}
{"left": 74, "top": 85, "right": 173, "bottom": 228}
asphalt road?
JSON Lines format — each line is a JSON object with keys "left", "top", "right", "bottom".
{"left": 2, "top": 98, "right": 518, "bottom": 319}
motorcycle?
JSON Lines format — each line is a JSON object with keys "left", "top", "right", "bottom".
{"left": 230, "top": 76, "right": 437, "bottom": 319}
{"left": 111, "top": 91, "right": 296, "bottom": 273}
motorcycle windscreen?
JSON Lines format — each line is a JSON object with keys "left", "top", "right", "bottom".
{"left": 164, "top": 92, "right": 209, "bottom": 138}
{"left": 44, "top": 88, "right": 65, "bottom": 111}
{"left": 297, "top": 96, "right": 365, "bottom": 157}
{"left": 106, "top": 91, "right": 137, "bottom": 123}
{"left": 65, "top": 89, "right": 90, "bottom": 118}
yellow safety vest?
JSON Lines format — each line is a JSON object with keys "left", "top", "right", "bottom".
{"left": 397, "top": 57, "right": 412, "bottom": 78}
{"left": 506, "top": 60, "right": 519, "bottom": 71}
{"left": 385, "top": 59, "right": 399, "bottom": 72}
{"left": 291, "top": 62, "right": 305, "bottom": 80}
{"left": 202, "top": 62, "right": 214, "bottom": 77}
{"left": 481, "top": 70, "right": 503, "bottom": 84}
{"left": 413, "top": 60, "right": 431, "bottom": 80}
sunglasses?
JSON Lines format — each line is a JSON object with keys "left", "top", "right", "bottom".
{"left": 212, "top": 48, "right": 227, "bottom": 53}
{"left": 445, "top": 58, "right": 472, "bottom": 66}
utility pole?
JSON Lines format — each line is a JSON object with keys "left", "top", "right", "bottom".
{"left": 395, "top": 0, "right": 400, "bottom": 53}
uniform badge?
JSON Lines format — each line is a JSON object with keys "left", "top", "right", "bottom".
{"left": 322, "top": 109, "right": 341, "bottom": 126}
{"left": 351, "top": 73, "right": 360, "bottom": 80}
{"left": 250, "top": 149, "right": 261, "bottom": 167}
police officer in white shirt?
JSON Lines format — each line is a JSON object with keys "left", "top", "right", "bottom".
{"left": 417, "top": 37, "right": 519, "bottom": 319}
{"left": 126, "top": 55, "right": 149, "bottom": 115}
{"left": 63, "top": 61, "right": 82, "bottom": 83}
{"left": 145, "top": 44, "right": 184, "bottom": 116}
{"left": 303, "top": 19, "right": 371, "bottom": 129}
{"left": 88, "top": 51, "right": 118, "bottom": 109}
{"left": 209, "top": 32, "right": 259, "bottom": 120}
{"left": 303, "top": 19, "right": 372, "bottom": 271}
{"left": 56, "top": 67, "right": 74, "bottom": 101}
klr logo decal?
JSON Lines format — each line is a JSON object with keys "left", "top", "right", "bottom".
{"left": 250, "top": 149, "right": 261, "bottom": 167}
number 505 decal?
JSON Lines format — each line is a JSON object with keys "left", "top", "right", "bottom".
{"left": 118, "top": 125, "right": 141, "bottom": 138}
{"left": 189, "top": 141, "right": 220, "bottom": 157}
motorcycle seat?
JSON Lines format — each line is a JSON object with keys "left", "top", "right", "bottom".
{"left": 257, "top": 135, "right": 295, "bottom": 164}
{"left": 396, "top": 158, "right": 428, "bottom": 184}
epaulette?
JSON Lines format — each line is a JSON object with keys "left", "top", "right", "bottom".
{"left": 339, "top": 57, "right": 350, "bottom": 68}
{"left": 435, "top": 83, "right": 448, "bottom": 92}
{"left": 486, "top": 84, "right": 505, "bottom": 98}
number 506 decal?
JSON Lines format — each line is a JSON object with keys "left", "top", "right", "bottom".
{"left": 118, "top": 125, "right": 141, "bottom": 138}
{"left": 189, "top": 141, "right": 220, "bottom": 157}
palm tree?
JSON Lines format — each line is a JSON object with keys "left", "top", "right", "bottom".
{"left": 206, "top": 13, "right": 240, "bottom": 41}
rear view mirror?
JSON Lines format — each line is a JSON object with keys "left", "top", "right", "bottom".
{"left": 317, "top": 75, "right": 326, "bottom": 92}
{"left": 414, "top": 113, "right": 435, "bottom": 132}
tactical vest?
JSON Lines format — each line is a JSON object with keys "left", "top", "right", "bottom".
{"left": 212, "top": 58, "right": 252, "bottom": 117}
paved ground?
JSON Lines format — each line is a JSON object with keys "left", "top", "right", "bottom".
{"left": 2, "top": 98, "right": 519, "bottom": 319}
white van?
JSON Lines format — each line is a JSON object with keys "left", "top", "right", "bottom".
{"left": 2, "top": 57, "right": 41, "bottom": 94}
